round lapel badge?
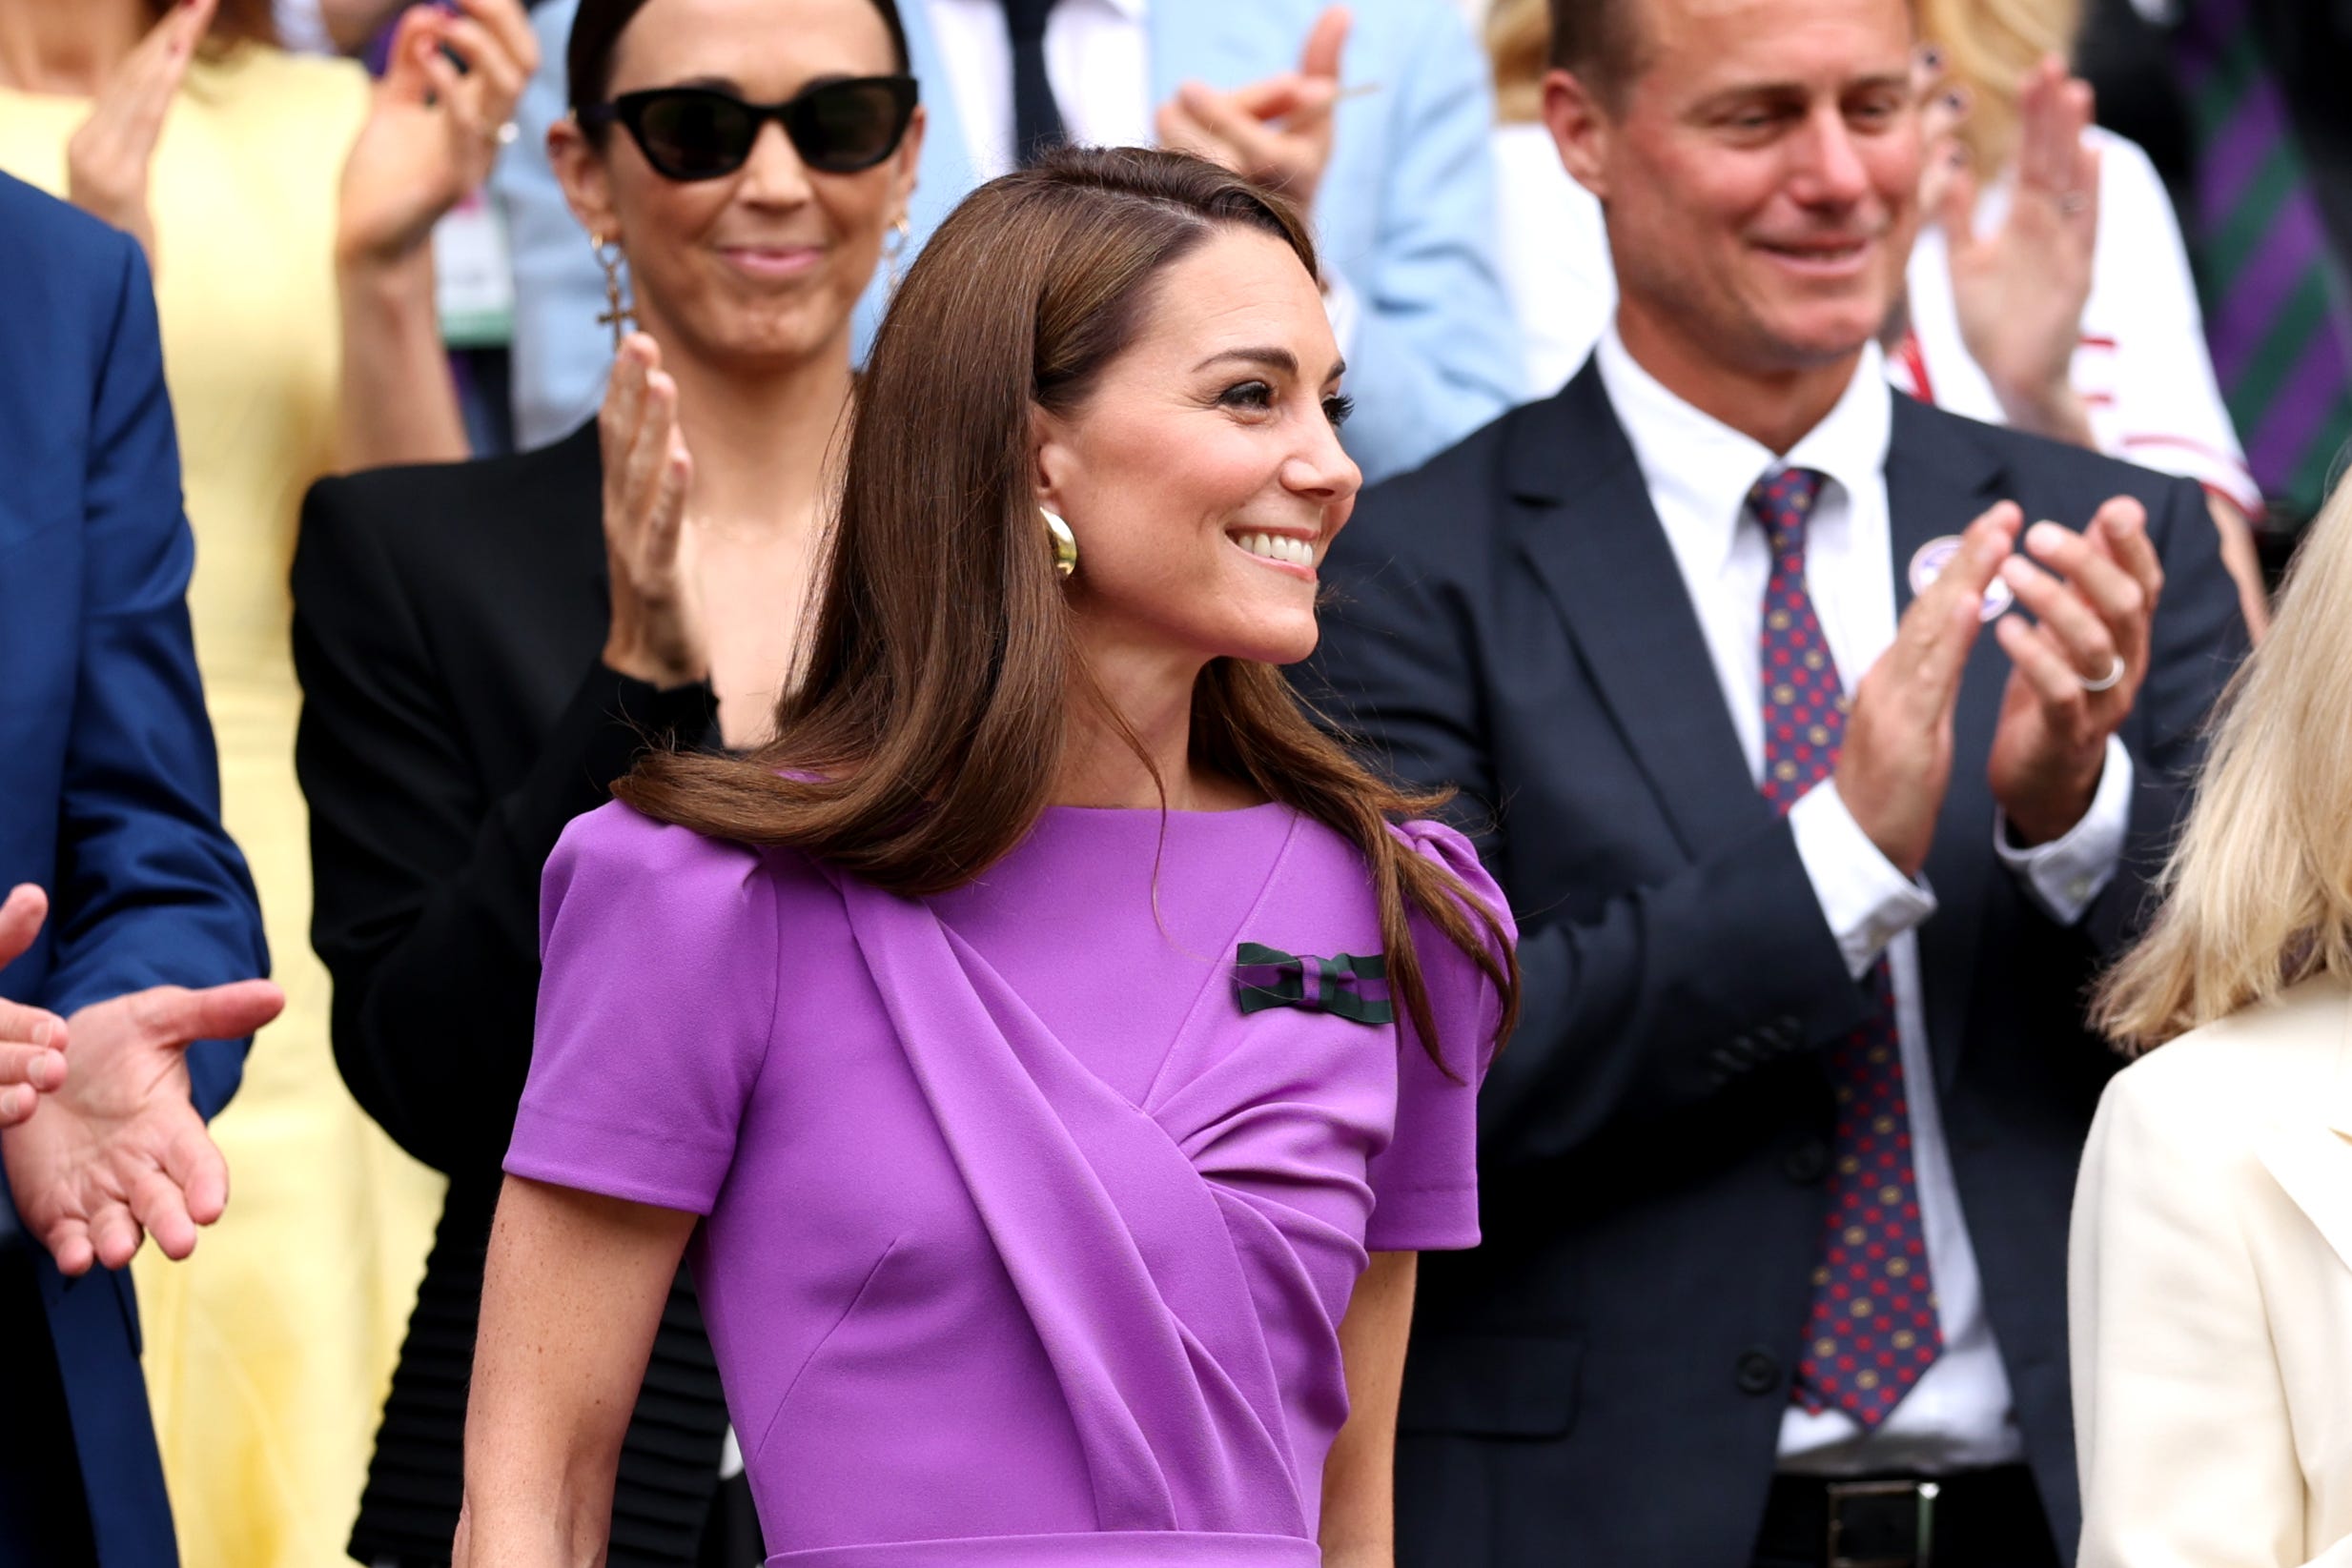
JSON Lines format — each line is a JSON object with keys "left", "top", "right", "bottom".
{"left": 1908, "top": 536, "right": 2015, "bottom": 622}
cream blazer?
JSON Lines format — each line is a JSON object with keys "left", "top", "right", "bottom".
{"left": 2072, "top": 975, "right": 2352, "bottom": 1567}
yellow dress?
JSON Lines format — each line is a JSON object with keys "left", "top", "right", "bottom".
{"left": 0, "top": 47, "right": 444, "bottom": 1568}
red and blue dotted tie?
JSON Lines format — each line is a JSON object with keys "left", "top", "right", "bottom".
{"left": 1750, "top": 466, "right": 1943, "bottom": 1427}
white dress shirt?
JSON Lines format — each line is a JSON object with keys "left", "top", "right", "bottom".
{"left": 926, "top": 0, "right": 1154, "bottom": 182}
{"left": 1594, "top": 325, "right": 2134, "bottom": 1474}
{"left": 923, "top": 0, "right": 1363, "bottom": 351}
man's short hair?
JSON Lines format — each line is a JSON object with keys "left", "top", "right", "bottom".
{"left": 1547, "top": 0, "right": 1648, "bottom": 109}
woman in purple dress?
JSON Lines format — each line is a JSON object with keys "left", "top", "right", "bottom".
{"left": 457, "top": 147, "right": 1520, "bottom": 1568}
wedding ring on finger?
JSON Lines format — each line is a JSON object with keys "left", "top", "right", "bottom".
{"left": 2079, "top": 654, "right": 2126, "bottom": 693}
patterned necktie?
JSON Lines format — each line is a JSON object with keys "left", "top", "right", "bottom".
{"left": 999, "top": 0, "right": 1068, "bottom": 167}
{"left": 1750, "top": 468, "right": 1945, "bottom": 1428}
{"left": 2177, "top": 0, "right": 2352, "bottom": 519}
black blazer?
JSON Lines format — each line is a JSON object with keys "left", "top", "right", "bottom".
{"left": 1306, "top": 365, "right": 2247, "bottom": 1567}
{"left": 292, "top": 424, "right": 730, "bottom": 1566}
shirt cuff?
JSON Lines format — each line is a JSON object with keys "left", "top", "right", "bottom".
{"left": 1322, "top": 268, "right": 1363, "bottom": 362}
{"left": 1790, "top": 781, "right": 1938, "bottom": 980}
{"left": 1994, "top": 734, "right": 2133, "bottom": 927}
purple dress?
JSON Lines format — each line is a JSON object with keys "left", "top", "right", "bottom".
{"left": 505, "top": 799, "right": 1511, "bottom": 1567}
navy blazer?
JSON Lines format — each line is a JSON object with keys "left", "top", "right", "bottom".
{"left": 0, "top": 173, "right": 267, "bottom": 1568}
{"left": 1307, "top": 363, "right": 2247, "bottom": 1566}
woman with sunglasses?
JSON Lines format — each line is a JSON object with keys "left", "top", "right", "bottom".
{"left": 289, "top": 1, "right": 922, "bottom": 1562}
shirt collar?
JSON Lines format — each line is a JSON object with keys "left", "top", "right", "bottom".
{"left": 1595, "top": 321, "right": 1892, "bottom": 574}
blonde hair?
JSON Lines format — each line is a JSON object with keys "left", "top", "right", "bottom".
{"left": 1488, "top": 0, "right": 1551, "bottom": 124}
{"left": 2095, "top": 479, "right": 2352, "bottom": 1051}
{"left": 1918, "top": 0, "right": 2080, "bottom": 174}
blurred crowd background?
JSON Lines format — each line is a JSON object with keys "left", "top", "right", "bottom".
{"left": 1, "top": 0, "right": 2345, "bottom": 1562}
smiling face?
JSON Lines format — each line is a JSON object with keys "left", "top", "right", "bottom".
{"left": 1552, "top": 0, "right": 1920, "bottom": 381}
{"left": 552, "top": 0, "right": 922, "bottom": 374}
{"left": 1033, "top": 226, "right": 1362, "bottom": 675}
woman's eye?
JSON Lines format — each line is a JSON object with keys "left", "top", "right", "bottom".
{"left": 1218, "top": 380, "right": 1276, "bottom": 412}
{"left": 1323, "top": 394, "right": 1356, "bottom": 429}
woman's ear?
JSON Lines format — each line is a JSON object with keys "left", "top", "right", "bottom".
{"left": 893, "top": 103, "right": 927, "bottom": 211}
{"left": 1030, "top": 404, "right": 1073, "bottom": 518}
{"left": 548, "top": 115, "right": 622, "bottom": 242}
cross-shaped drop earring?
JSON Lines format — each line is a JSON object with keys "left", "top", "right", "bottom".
{"left": 591, "top": 232, "right": 636, "bottom": 350}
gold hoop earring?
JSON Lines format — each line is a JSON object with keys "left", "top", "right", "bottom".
{"left": 591, "top": 232, "right": 636, "bottom": 351}
{"left": 884, "top": 214, "right": 911, "bottom": 295}
{"left": 1041, "top": 508, "right": 1077, "bottom": 579}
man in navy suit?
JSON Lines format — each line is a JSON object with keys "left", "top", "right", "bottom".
{"left": 1308, "top": 0, "right": 2248, "bottom": 1561}
{"left": 0, "top": 172, "right": 281, "bottom": 1568}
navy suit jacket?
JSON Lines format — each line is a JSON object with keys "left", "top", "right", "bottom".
{"left": 0, "top": 173, "right": 267, "bottom": 1567}
{"left": 1307, "top": 362, "right": 2247, "bottom": 1566}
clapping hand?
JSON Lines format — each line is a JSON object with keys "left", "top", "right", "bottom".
{"left": 1156, "top": 6, "right": 1350, "bottom": 216}
{"left": 598, "top": 334, "right": 706, "bottom": 690}
{"left": 337, "top": 0, "right": 538, "bottom": 269}
{"left": 1838, "top": 504, "right": 2022, "bottom": 876}
{"left": 0, "top": 887, "right": 68, "bottom": 1130}
{"left": 1941, "top": 55, "right": 2101, "bottom": 445}
{"left": 0, "top": 889, "right": 282, "bottom": 1276}
{"left": 1988, "top": 499, "right": 2163, "bottom": 845}
{"left": 63, "top": 0, "right": 218, "bottom": 267}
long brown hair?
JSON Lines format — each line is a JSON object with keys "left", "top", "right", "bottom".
{"left": 616, "top": 146, "right": 1519, "bottom": 1066}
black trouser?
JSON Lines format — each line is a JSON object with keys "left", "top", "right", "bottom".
{"left": 0, "top": 1234, "right": 99, "bottom": 1568}
{"left": 1752, "top": 1465, "right": 2061, "bottom": 1568}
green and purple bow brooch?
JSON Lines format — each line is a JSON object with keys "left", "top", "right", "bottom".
{"left": 1234, "top": 943, "right": 1393, "bottom": 1026}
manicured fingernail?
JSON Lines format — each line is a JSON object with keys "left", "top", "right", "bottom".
{"left": 2028, "top": 521, "right": 2065, "bottom": 551}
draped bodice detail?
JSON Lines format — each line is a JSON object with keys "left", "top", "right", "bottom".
{"left": 509, "top": 802, "right": 1509, "bottom": 1566}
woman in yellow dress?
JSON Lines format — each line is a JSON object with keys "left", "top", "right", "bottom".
{"left": 0, "top": 2, "right": 533, "bottom": 1564}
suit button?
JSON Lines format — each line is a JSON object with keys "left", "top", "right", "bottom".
{"left": 1736, "top": 1350, "right": 1783, "bottom": 1395}
{"left": 1783, "top": 1138, "right": 1830, "bottom": 1184}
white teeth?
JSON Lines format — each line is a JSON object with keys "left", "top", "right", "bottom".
{"left": 1237, "top": 532, "right": 1315, "bottom": 567}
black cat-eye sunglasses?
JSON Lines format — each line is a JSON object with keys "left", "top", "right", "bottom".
{"left": 580, "top": 76, "right": 919, "bottom": 181}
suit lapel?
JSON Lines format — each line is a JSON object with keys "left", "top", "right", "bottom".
{"left": 1513, "top": 367, "right": 1773, "bottom": 863}
{"left": 1886, "top": 397, "right": 2011, "bottom": 1089}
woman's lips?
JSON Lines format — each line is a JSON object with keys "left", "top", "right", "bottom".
{"left": 718, "top": 245, "right": 824, "bottom": 279}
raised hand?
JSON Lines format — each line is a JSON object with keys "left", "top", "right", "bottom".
{"left": 1989, "top": 497, "right": 2163, "bottom": 845}
{"left": 2, "top": 977, "right": 283, "bottom": 1275}
{"left": 1940, "top": 55, "right": 2100, "bottom": 445}
{"left": 0, "top": 886, "right": 69, "bottom": 1130}
{"left": 1837, "top": 503, "right": 2023, "bottom": 875}
{"left": 63, "top": 0, "right": 217, "bottom": 266}
{"left": 599, "top": 334, "right": 706, "bottom": 689}
{"left": 336, "top": 0, "right": 539, "bottom": 269}
{"left": 1156, "top": 6, "right": 1350, "bottom": 216}
{"left": 1912, "top": 45, "right": 1969, "bottom": 227}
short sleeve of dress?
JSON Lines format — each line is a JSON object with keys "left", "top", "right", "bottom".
{"left": 503, "top": 800, "right": 779, "bottom": 1214}
{"left": 1363, "top": 818, "right": 1516, "bottom": 1252}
